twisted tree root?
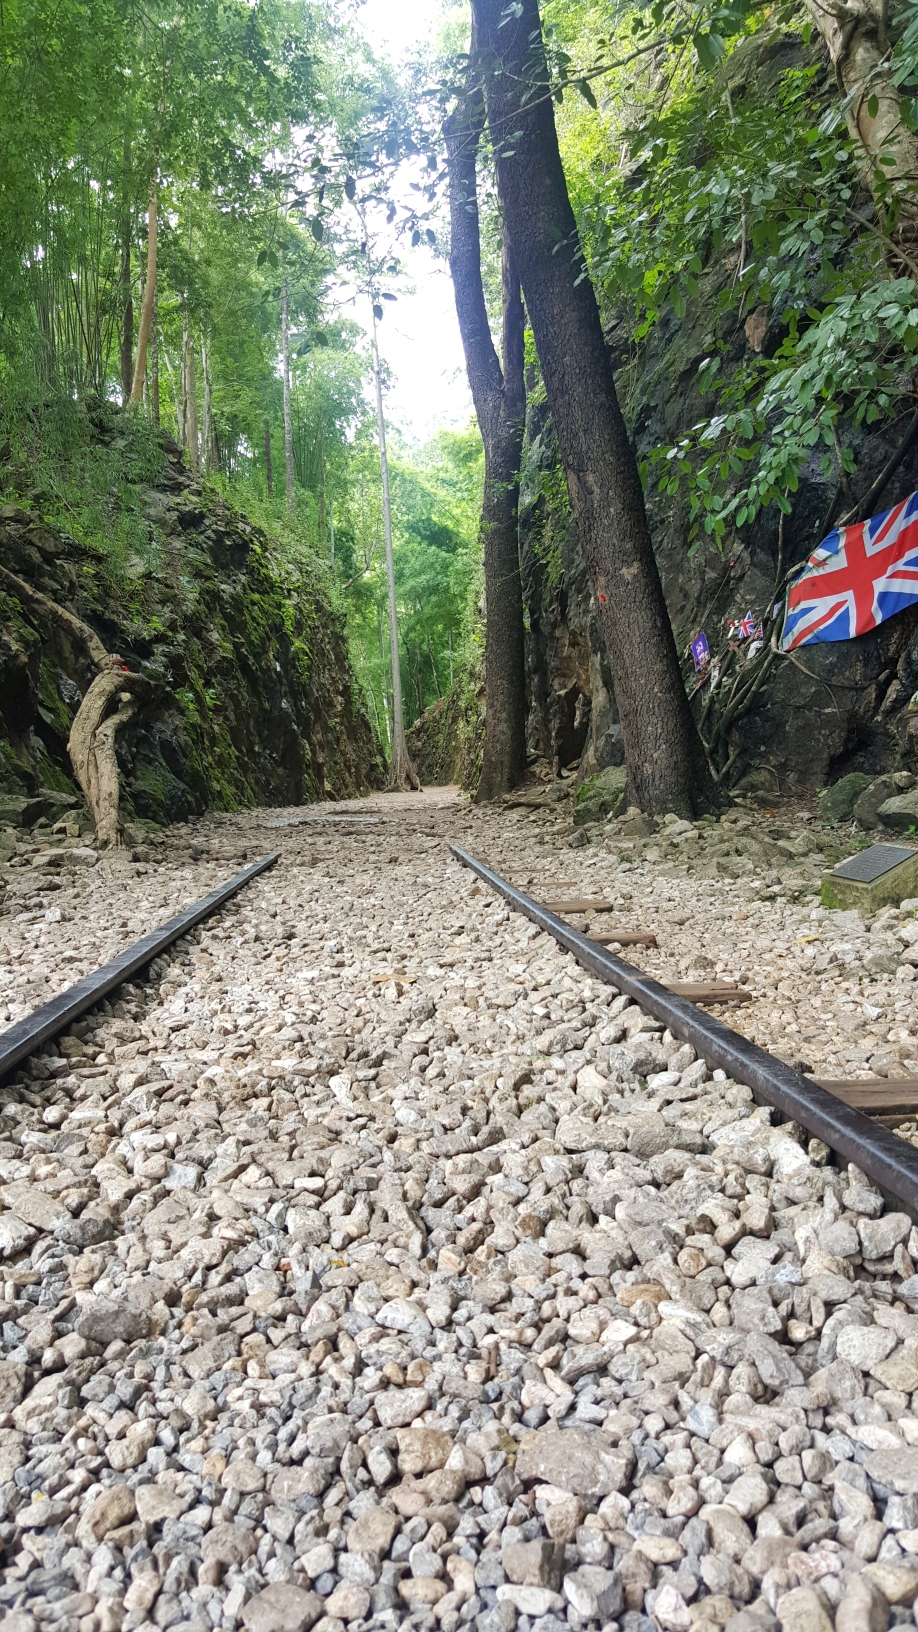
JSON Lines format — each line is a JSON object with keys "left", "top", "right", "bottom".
{"left": 67, "top": 670, "right": 148, "bottom": 850}
{"left": 0, "top": 562, "right": 148, "bottom": 848}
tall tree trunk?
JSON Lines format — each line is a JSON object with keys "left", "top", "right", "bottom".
{"left": 329, "top": 495, "right": 336, "bottom": 565}
{"left": 372, "top": 310, "right": 420, "bottom": 790}
{"left": 119, "top": 216, "right": 133, "bottom": 405}
{"left": 163, "top": 347, "right": 184, "bottom": 447}
{"left": 150, "top": 288, "right": 160, "bottom": 426}
{"left": 471, "top": 0, "right": 716, "bottom": 817}
{"left": 201, "top": 339, "right": 219, "bottom": 471}
{"left": 318, "top": 419, "right": 327, "bottom": 549}
{"left": 182, "top": 303, "right": 199, "bottom": 473}
{"left": 265, "top": 417, "right": 274, "bottom": 498}
{"left": 129, "top": 177, "right": 157, "bottom": 408}
{"left": 445, "top": 52, "right": 528, "bottom": 801}
{"left": 805, "top": 0, "right": 918, "bottom": 254}
{"left": 281, "top": 274, "right": 294, "bottom": 512}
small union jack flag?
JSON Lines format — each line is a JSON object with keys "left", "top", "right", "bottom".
{"left": 781, "top": 491, "right": 918, "bottom": 652}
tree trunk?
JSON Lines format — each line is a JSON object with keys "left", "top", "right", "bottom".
{"left": 265, "top": 417, "right": 274, "bottom": 498}
{"left": 445, "top": 50, "right": 528, "bottom": 801}
{"left": 281, "top": 275, "right": 294, "bottom": 512}
{"left": 471, "top": 0, "right": 716, "bottom": 817}
{"left": 120, "top": 216, "right": 133, "bottom": 405}
{"left": 318, "top": 418, "right": 327, "bottom": 549}
{"left": 201, "top": 339, "right": 219, "bottom": 471}
{"left": 425, "top": 631, "right": 443, "bottom": 699}
{"left": 805, "top": 0, "right": 918, "bottom": 254}
{"left": 182, "top": 303, "right": 199, "bottom": 473}
{"left": 129, "top": 177, "right": 157, "bottom": 407}
{"left": 150, "top": 288, "right": 160, "bottom": 426}
{"left": 372, "top": 310, "right": 420, "bottom": 790}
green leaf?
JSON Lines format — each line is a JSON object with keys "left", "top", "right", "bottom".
{"left": 695, "top": 31, "right": 725, "bottom": 71}
{"left": 867, "top": 94, "right": 880, "bottom": 119}
{"left": 310, "top": 218, "right": 324, "bottom": 243}
{"left": 373, "top": 303, "right": 384, "bottom": 321}
{"left": 576, "top": 79, "right": 598, "bottom": 109}
{"left": 344, "top": 176, "right": 356, "bottom": 201}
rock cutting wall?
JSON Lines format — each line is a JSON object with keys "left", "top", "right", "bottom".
{"left": 516, "top": 36, "right": 918, "bottom": 798}
{"left": 0, "top": 430, "right": 383, "bottom": 824}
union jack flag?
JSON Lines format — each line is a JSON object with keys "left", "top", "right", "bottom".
{"left": 729, "top": 610, "right": 760, "bottom": 640}
{"left": 781, "top": 491, "right": 918, "bottom": 653}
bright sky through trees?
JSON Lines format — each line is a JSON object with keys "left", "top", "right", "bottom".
{"left": 352, "top": 0, "right": 472, "bottom": 439}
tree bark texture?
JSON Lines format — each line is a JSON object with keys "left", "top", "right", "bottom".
{"left": 445, "top": 46, "right": 528, "bottom": 802}
{"left": 470, "top": 0, "right": 716, "bottom": 817}
{"left": 129, "top": 177, "right": 158, "bottom": 408}
{"left": 805, "top": 0, "right": 918, "bottom": 253}
{"left": 150, "top": 288, "right": 160, "bottom": 426}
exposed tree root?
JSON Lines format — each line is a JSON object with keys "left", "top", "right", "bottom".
{"left": 389, "top": 752, "right": 422, "bottom": 794}
{"left": 0, "top": 565, "right": 110, "bottom": 670}
{"left": 68, "top": 670, "right": 147, "bottom": 850}
{"left": 0, "top": 563, "right": 147, "bottom": 847}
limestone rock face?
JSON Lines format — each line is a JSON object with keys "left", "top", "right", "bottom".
{"left": 820, "top": 773, "right": 874, "bottom": 823}
{"left": 878, "top": 791, "right": 918, "bottom": 832}
{"left": 573, "top": 765, "right": 628, "bottom": 827}
{"left": 0, "top": 426, "right": 383, "bottom": 816}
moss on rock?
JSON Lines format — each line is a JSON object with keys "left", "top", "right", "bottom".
{"left": 0, "top": 432, "right": 384, "bottom": 813}
{"left": 573, "top": 766, "right": 628, "bottom": 827}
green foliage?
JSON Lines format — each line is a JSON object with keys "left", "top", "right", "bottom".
{"left": 337, "top": 423, "right": 484, "bottom": 739}
{"left": 546, "top": 1, "right": 918, "bottom": 546}
{"left": 0, "top": 396, "right": 167, "bottom": 584}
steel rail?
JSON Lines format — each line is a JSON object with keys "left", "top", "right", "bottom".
{"left": 0, "top": 853, "right": 279, "bottom": 1082}
{"left": 451, "top": 844, "right": 918, "bottom": 1216}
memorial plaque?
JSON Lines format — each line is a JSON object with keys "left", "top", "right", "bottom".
{"left": 832, "top": 845, "right": 918, "bottom": 884}
{"left": 824, "top": 841, "right": 918, "bottom": 912}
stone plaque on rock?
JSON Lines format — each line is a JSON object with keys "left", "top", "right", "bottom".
{"left": 822, "top": 843, "right": 918, "bottom": 912}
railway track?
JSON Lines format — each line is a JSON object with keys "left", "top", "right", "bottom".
{"left": 0, "top": 855, "right": 278, "bottom": 1084}
{"left": 0, "top": 794, "right": 917, "bottom": 1632}
{"left": 5, "top": 843, "right": 914, "bottom": 1210}
{"left": 452, "top": 847, "right": 918, "bottom": 1218}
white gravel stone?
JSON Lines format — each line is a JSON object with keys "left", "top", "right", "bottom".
{"left": 0, "top": 787, "right": 917, "bottom": 1631}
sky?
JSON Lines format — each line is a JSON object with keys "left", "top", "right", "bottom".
{"left": 351, "top": 0, "right": 474, "bottom": 444}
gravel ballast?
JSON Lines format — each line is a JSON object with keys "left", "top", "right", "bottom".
{"left": 0, "top": 788, "right": 917, "bottom": 1632}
